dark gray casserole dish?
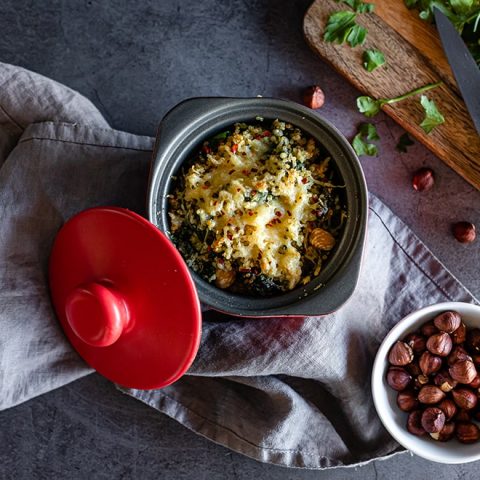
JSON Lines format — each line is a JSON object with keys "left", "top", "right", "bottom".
{"left": 148, "top": 97, "right": 368, "bottom": 317}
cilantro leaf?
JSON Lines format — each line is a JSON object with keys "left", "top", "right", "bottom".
{"left": 357, "top": 96, "right": 381, "bottom": 117}
{"left": 347, "top": 24, "right": 367, "bottom": 46}
{"left": 324, "top": 11, "right": 367, "bottom": 47}
{"left": 356, "top": 82, "right": 442, "bottom": 117}
{"left": 396, "top": 133, "right": 415, "bottom": 153}
{"left": 324, "top": 11, "right": 357, "bottom": 44}
{"left": 419, "top": 95, "right": 445, "bottom": 133}
{"left": 352, "top": 123, "right": 379, "bottom": 156}
{"left": 363, "top": 49, "right": 386, "bottom": 72}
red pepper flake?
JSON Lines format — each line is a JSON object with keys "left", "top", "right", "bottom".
{"left": 227, "top": 233, "right": 233, "bottom": 240}
{"left": 287, "top": 210, "right": 292, "bottom": 216}
{"left": 239, "top": 267, "right": 251, "bottom": 273}
{"left": 248, "top": 210, "right": 253, "bottom": 216}
{"left": 207, "top": 246, "right": 211, "bottom": 252}
{"left": 202, "top": 144, "right": 211, "bottom": 154}
{"left": 301, "top": 178, "right": 308, "bottom": 184}
{"left": 231, "top": 144, "right": 238, "bottom": 154}
{"left": 251, "top": 190, "right": 257, "bottom": 196}
{"left": 251, "top": 168, "right": 258, "bottom": 173}
{"left": 236, "top": 188, "right": 241, "bottom": 192}
{"left": 202, "top": 184, "right": 210, "bottom": 190}
{"left": 218, "top": 258, "right": 225, "bottom": 264}
{"left": 228, "top": 169, "right": 235, "bottom": 175}
{"left": 261, "top": 130, "right": 271, "bottom": 137}
{"left": 242, "top": 169, "right": 250, "bottom": 176}
{"left": 213, "top": 201, "right": 218, "bottom": 206}
{"left": 275, "top": 211, "right": 282, "bottom": 217}
{"left": 257, "top": 252, "right": 263, "bottom": 259}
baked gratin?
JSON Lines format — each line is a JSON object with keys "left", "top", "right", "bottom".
{"left": 168, "top": 119, "right": 346, "bottom": 297}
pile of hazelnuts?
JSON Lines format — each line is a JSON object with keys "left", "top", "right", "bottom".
{"left": 387, "top": 310, "right": 480, "bottom": 443}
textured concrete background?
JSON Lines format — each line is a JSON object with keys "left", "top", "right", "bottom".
{"left": 1, "top": 0, "right": 479, "bottom": 478}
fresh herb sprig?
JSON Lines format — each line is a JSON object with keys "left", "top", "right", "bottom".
{"left": 357, "top": 81, "right": 442, "bottom": 117}
{"left": 324, "top": 11, "right": 367, "bottom": 47}
{"left": 363, "top": 49, "right": 386, "bottom": 72}
{"left": 405, "top": 0, "right": 480, "bottom": 66}
{"left": 419, "top": 95, "right": 445, "bottom": 133}
{"left": 352, "top": 123, "right": 380, "bottom": 156}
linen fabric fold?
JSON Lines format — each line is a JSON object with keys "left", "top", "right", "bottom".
{"left": 0, "top": 62, "right": 477, "bottom": 469}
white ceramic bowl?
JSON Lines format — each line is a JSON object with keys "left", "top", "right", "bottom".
{"left": 372, "top": 301, "right": 480, "bottom": 464}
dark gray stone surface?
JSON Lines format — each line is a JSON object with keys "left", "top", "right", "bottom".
{"left": 1, "top": 0, "right": 479, "bottom": 478}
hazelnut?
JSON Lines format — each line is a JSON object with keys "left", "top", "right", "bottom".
{"left": 388, "top": 341, "right": 414, "bottom": 366}
{"left": 430, "top": 422, "right": 455, "bottom": 442}
{"left": 433, "top": 311, "right": 461, "bottom": 334}
{"left": 438, "top": 398, "right": 457, "bottom": 421}
{"left": 421, "top": 321, "right": 438, "bottom": 337}
{"left": 309, "top": 228, "right": 335, "bottom": 251}
{"left": 448, "top": 346, "right": 472, "bottom": 366}
{"left": 412, "top": 167, "right": 434, "bottom": 192}
{"left": 434, "top": 370, "right": 457, "bottom": 392}
{"left": 397, "top": 390, "right": 419, "bottom": 412}
{"left": 449, "top": 359, "right": 477, "bottom": 384}
{"left": 467, "top": 328, "right": 480, "bottom": 353}
{"left": 452, "top": 388, "right": 478, "bottom": 410}
{"left": 418, "top": 385, "right": 446, "bottom": 404}
{"left": 426, "top": 332, "right": 452, "bottom": 357}
{"left": 303, "top": 86, "right": 325, "bottom": 109}
{"left": 456, "top": 409, "right": 472, "bottom": 423}
{"left": 404, "top": 332, "right": 426, "bottom": 354}
{"left": 452, "top": 322, "right": 467, "bottom": 344}
{"left": 407, "top": 410, "right": 426, "bottom": 436}
{"left": 419, "top": 351, "right": 442, "bottom": 376}
{"left": 387, "top": 367, "right": 412, "bottom": 391}
{"left": 456, "top": 422, "right": 480, "bottom": 444}
{"left": 215, "top": 269, "right": 236, "bottom": 289}
{"left": 452, "top": 221, "right": 476, "bottom": 244}
{"left": 421, "top": 407, "right": 445, "bottom": 433}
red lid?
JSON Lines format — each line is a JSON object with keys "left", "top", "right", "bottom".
{"left": 49, "top": 207, "right": 202, "bottom": 390}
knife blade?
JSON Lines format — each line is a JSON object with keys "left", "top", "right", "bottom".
{"left": 434, "top": 7, "right": 480, "bottom": 135}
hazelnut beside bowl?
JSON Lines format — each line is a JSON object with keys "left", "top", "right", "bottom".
{"left": 372, "top": 302, "right": 480, "bottom": 463}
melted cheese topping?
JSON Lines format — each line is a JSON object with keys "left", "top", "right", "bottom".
{"left": 170, "top": 120, "right": 326, "bottom": 290}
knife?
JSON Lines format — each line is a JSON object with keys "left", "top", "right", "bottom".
{"left": 434, "top": 7, "right": 480, "bottom": 135}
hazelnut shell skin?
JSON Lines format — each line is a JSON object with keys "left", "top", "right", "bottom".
{"left": 388, "top": 341, "right": 414, "bottom": 366}
{"left": 396, "top": 390, "right": 419, "bottom": 412}
{"left": 452, "top": 322, "right": 467, "bottom": 344}
{"left": 412, "top": 167, "right": 434, "bottom": 192}
{"left": 407, "top": 410, "right": 426, "bottom": 436}
{"left": 421, "top": 407, "right": 445, "bottom": 433}
{"left": 426, "top": 332, "right": 453, "bottom": 357}
{"left": 418, "top": 385, "right": 446, "bottom": 404}
{"left": 437, "top": 398, "right": 457, "bottom": 421}
{"left": 452, "top": 221, "right": 476, "bottom": 244}
{"left": 419, "top": 351, "right": 442, "bottom": 376}
{"left": 456, "top": 422, "right": 480, "bottom": 444}
{"left": 449, "top": 359, "right": 477, "bottom": 384}
{"left": 303, "top": 86, "right": 325, "bottom": 110}
{"left": 431, "top": 422, "right": 455, "bottom": 442}
{"left": 452, "top": 388, "right": 478, "bottom": 410}
{"left": 387, "top": 367, "right": 412, "bottom": 391}
{"left": 433, "top": 311, "right": 461, "bottom": 334}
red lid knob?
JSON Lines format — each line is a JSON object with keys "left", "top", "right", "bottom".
{"left": 65, "top": 282, "right": 130, "bottom": 347}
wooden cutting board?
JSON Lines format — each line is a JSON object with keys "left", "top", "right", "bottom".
{"left": 304, "top": 0, "right": 480, "bottom": 190}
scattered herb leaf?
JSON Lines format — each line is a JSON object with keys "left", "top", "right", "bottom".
{"left": 363, "top": 49, "right": 386, "bottom": 72}
{"left": 405, "top": 1, "right": 480, "bottom": 66}
{"left": 352, "top": 123, "right": 379, "bottom": 156}
{"left": 324, "top": 11, "right": 367, "bottom": 47}
{"left": 336, "top": 0, "right": 375, "bottom": 13}
{"left": 356, "top": 81, "right": 442, "bottom": 117}
{"left": 396, "top": 133, "right": 415, "bottom": 152}
{"left": 419, "top": 95, "right": 445, "bottom": 133}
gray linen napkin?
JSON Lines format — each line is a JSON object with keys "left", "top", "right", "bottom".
{"left": 0, "top": 62, "right": 477, "bottom": 469}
